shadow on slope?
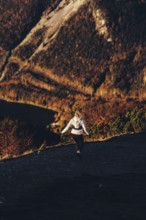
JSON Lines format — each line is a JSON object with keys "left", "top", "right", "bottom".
{"left": 0, "top": 100, "right": 60, "bottom": 158}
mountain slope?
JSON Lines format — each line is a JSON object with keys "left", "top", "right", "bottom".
{"left": 0, "top": 0, "right": 146, "bottom": 137}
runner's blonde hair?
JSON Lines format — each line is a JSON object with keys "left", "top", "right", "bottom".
{"left": 75, "top": 110, "right": 83, "bottom": 119}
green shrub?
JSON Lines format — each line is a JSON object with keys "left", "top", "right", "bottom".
{"left": 109, "top": 114, "right": 126, "bottom": 135}
{"left": 125, "top": 107, "right": 146, "bottom": 133}
{"left": 109, "top": 107, "right": 146, "bottom": 136}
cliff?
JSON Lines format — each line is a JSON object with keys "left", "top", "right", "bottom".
{"left": 0, "top": 0, "right": 146, "bottom": 141}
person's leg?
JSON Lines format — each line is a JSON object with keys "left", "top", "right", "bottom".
{"left": 72, "top": 134, "right": 83, "bottom": 154}
{"left": 72, "top": 134, "right": 79, "bottom": 152}
{"left": 77, "top": 135, "right": 84, "bottom": 153}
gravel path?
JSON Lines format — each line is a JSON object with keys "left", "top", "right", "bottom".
{"left": 0, "top": 133, "right": 146, "bottom": 220}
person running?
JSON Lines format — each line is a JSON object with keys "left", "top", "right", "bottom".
{"left": 61, "top": 110, "right": 90, "bottom": 155}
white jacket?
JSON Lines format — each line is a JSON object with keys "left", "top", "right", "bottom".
{"left": 61, "top": 116, "right": 89, "bottom": 135}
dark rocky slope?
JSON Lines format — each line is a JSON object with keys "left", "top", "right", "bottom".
{"left": 0, "top": 133, "right": 146, "bottom": 219}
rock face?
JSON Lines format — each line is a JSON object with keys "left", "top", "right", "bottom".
{"left": 0, "top": 0, "right": 146, "bottom": 132}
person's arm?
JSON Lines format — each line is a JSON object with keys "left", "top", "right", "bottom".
{"left": 81, "top": 119, "right": 90, "bottom": 135}
{"left": 61, "top": 119, "right": 72, "bottom": 134}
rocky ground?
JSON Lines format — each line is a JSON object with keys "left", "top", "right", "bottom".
{"left": 0, "top": 132, "right": 146, "bottom": 220}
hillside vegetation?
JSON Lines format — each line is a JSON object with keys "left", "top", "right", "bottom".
{"left": 0, "top": 0, "right": 62, "bottom": 50}
{"left": 0, "top": 0, "right": 146, "bottom": 158}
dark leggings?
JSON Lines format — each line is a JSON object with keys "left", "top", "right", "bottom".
{"left": 72, "top": 134, "right": 84, "bottom": 152}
